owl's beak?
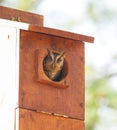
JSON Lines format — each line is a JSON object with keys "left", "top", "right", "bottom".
{"left": 52, "top": 63, "right": 55, "bottom": 68}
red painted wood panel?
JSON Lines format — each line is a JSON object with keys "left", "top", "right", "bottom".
{"left": 19, "top": 30, "right": 84, "bottom": 120}
{"left": 0, "top": 6, "right": 43, "bottom": 26}
{"left": 18, "top": 108, "right": 84, "bottom": 130}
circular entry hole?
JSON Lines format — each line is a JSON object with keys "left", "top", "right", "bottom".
{"left": 43, "top": 51, "right": 68, "bottom": 82}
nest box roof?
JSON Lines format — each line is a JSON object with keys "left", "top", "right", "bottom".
{"left": 0, "top": 6, "right": 94, "bottom": 44}
{"left": 29, "top": 25, "right": 94, "bottom": 43}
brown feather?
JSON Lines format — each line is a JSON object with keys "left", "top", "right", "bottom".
{"left": 43, "top": 49, "right": 65, "bottom": 81}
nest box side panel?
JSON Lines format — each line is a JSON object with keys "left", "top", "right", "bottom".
{"left": 19, "top": 30, "right": 84, "bottom": 120}
{"left": 17, "top": 108, "right": 84, "bottom": 130}
{"left": 0, "top": 25, "right": 19, "bottom": 130}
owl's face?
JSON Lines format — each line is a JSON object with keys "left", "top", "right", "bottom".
{"left": 44, "top": 49, "right": 65, "bottom": 71}
{"left": 43, "top": 49, "right": 65, "bottom": 81}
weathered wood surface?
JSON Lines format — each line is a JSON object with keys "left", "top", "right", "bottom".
{"left": 19, "top": 30, "right": 85, "bottom": 120}
{"left": 17, "top": 108, "right": 84, "bottom": 130}
{"left": 29, "top": 25, "right": 94, "bottom": 43}
{"left": 0, "top": 6, "right": 43, "bottom": 26}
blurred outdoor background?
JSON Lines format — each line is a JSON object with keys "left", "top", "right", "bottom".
{"left": 0, "top": 0, "right": 117, "bottom": 130}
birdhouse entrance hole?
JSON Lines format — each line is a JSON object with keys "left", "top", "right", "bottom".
{"left": 43, "top": 49, "right": 68, "bottom": 82}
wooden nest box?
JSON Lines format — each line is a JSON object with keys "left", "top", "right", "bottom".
{"left": 0, "top": 6, "right": 94, "bottom": 130}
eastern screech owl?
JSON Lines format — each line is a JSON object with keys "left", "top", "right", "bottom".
{"left": 43, "top": 49, "right": 65, "bottom": 81}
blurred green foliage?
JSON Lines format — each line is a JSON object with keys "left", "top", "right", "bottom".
{"left": 17, "top": 0, "right": 42, "bottom": 11}
{"left": 0, "top": 0, "right": 42, "bottom": 11}
{"left": 85, "top": 65, "right": 117, "bottom": 130}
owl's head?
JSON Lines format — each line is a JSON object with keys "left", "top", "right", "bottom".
{"left": 46, "top": 49, "right": 65, "bottom": 70}
{"left": 43, "top": 49, "right": 65, "bottom": 81}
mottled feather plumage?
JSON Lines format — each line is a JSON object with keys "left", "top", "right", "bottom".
{"left": 43, "top": 49, "right": 65, "bottom": 81}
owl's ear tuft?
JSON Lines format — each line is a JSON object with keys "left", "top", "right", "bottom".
{"left": 47, "top": 49, "right": 53, "bottom": 57}
{"left": 60, "top": 51, "right": 65, "bottom": 58}
{"left": 47, "top": 48, "right": 51, "bottom": 54}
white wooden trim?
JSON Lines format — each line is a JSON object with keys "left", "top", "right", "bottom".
{"left": 0, "top": 18, "right": 29, "bottom": 30}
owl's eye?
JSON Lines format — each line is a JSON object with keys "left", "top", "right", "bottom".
{"left": 57, "top": 58, "right": 62, "bottom": 62}
{"left": 48, "top": 56, "right": 52, "bottom": 61}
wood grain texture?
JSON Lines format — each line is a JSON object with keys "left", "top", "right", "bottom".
{"left": 0, "top": 6, "right": 43, "bottom": 26}
{"left": 29, "top": 25, "right": 94, "bottom": 43}
{"left": 19, "top": 30, "right": 85, "bottom": 120}
{"left": 35, "top": 49, "right": 69, "bottom": 89}
{"left": 17, "top": 108, "right": 84, "bottom": 130}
